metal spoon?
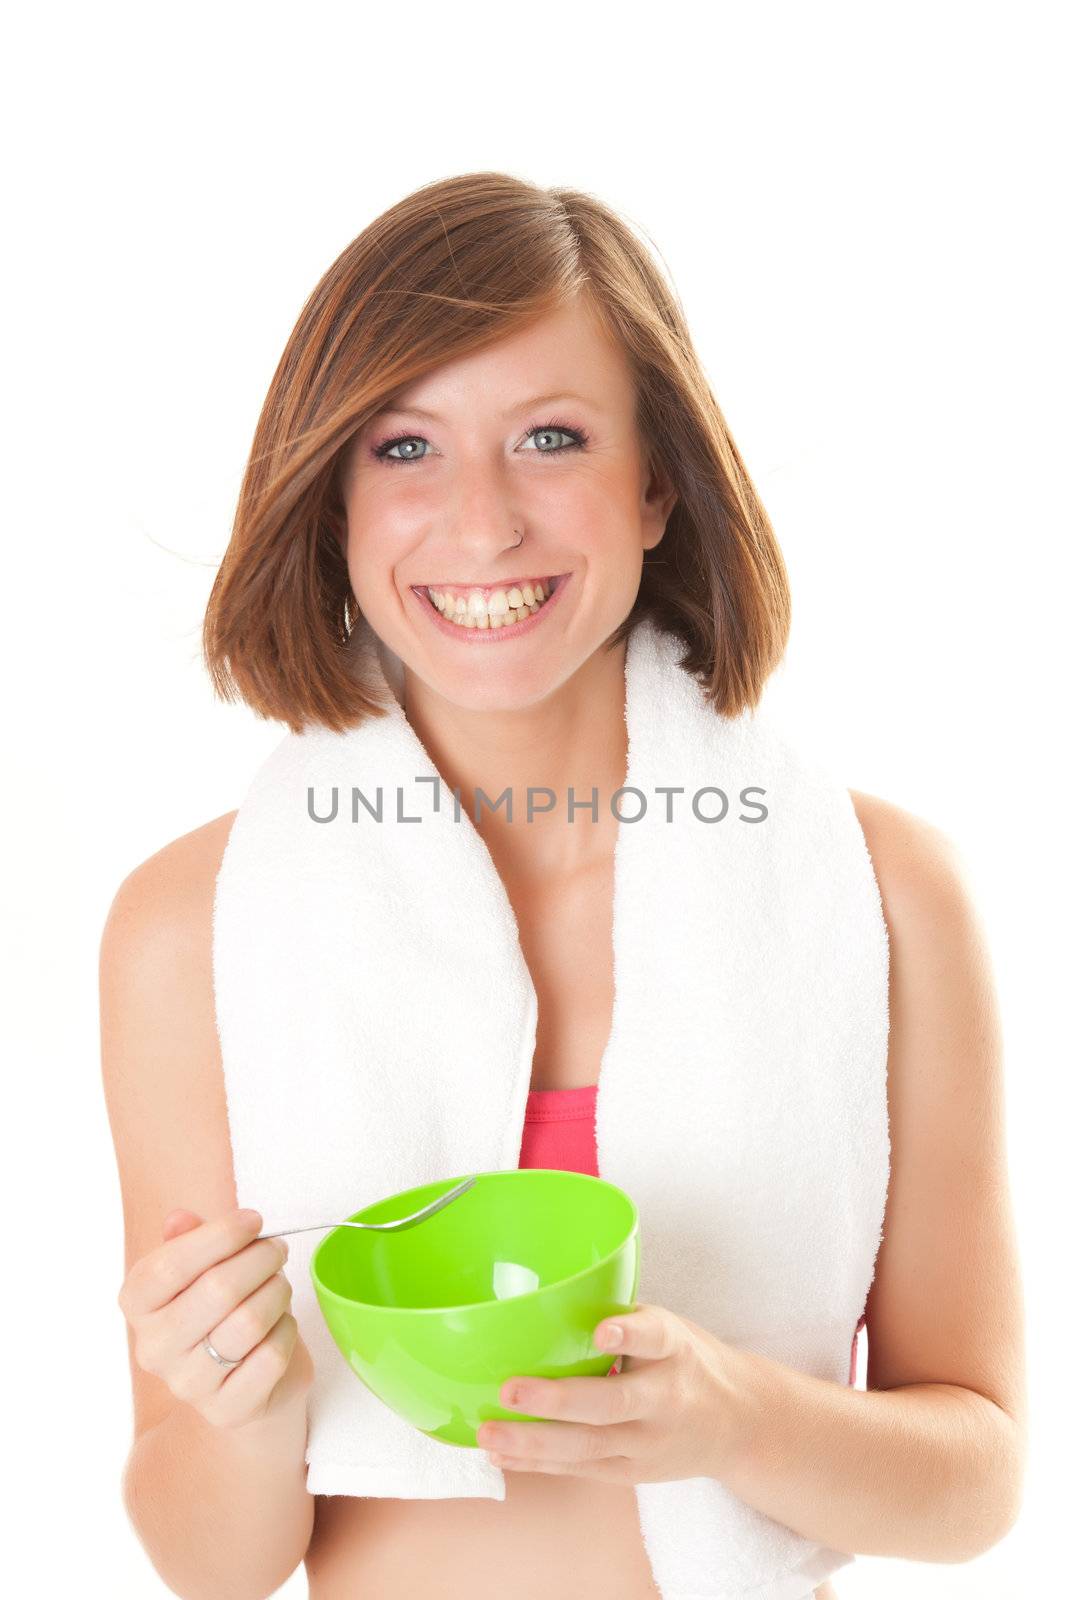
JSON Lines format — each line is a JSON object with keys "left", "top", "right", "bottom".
{"left": 257, "top": 1175, "right": 478, "bottom": 1240}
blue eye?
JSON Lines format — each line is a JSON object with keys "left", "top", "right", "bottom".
{"left": 517, "top": 423, "right": 589, "bottom": 455}
{"left": 371, "top": 419, "right": 590, "bottom": 466}
{"left": 373, "top": 435, "right": 429, "bottom": 464}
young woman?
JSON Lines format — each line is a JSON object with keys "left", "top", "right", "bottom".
{"left": 102, "top": 172, "right": 1026, "bottom": 1600}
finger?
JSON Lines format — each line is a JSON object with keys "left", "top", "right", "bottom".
{"left": 481, "top": 1414, "right": 636, "bottom": 1466}
{"left": 490, "top": 1451, "right": 633, "bottom": 1482}
{"left": 170, "top": 1271, "right": 294, "bottom": 1404}
{"left": 153, "top": 1237, "right": 289, "bottom": 1356}
{"left": 498, "top": 1372, "right": 642, "bottom": 1426}
{"left": 162, "top": 1209, "right": 203, "bottom": 1241}
{"left": 201, "top": 1311, "right": 299, "bottom": 1430}
{"left": 593, "top": 1304, "right": 681, "bottom": 1366}
{"left": 122, "top": 1208, "right": 263, "bottom": 1317}
{"left": 202, "top": 1268, "right": 294, "bottom": 1367}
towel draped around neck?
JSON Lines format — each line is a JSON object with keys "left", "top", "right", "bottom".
{"left": 213, "top": 614, "right": 890, "bottom": 1600}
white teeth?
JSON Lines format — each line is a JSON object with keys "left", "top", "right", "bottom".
{"left": 424, "top": 576, "right": 560, "bottom": 627}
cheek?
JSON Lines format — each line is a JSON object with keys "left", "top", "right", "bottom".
{"left": 549, "top": 480, "right": 642, "bottom": 556}
{"left": 343, "top": 507, "right": 423, "bottom": 589}
{"left": 583, "top": 513, "right": 650, "bottom": 577}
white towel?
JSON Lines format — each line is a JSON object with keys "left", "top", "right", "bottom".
{"left": 213, "top": 614, "right": 889, "bottom": 1600}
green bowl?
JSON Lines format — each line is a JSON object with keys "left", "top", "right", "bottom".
{"left": 309, "top": 1168, "right": 641, "bottom": 1448}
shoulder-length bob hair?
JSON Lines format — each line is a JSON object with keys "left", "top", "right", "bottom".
{"left": 202, "top": 171, "right": 790, "bottom": 733}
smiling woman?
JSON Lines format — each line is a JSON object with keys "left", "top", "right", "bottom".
{"left": 331, "top": 287, "right": 684, "bottom": 705}
{"left": 102, "top": 169, "right": 1025, "bottom": 1600}
{"left": 199, "top": 173, "right": 789, "bottom": 736}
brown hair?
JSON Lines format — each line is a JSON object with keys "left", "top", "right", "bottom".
{"left": 202, "top": 171, "right": 790, "bottom": 733}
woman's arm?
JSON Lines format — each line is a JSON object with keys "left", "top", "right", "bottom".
{"left": 715, "top": 792, "right": 1027, "bottom": 1562}
{"left": 101, "top": 813, "right": 316, "bottom": 1600}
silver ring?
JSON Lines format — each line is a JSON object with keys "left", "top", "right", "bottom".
{"left": 202, "top": 1335, "right": 242, "bottom": 1370}
{"left": 513, "top": 529, "right": 523, "bottom": 546}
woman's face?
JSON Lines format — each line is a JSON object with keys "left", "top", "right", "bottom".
{"left": 339, "top": 295, "right": 676, "bottom": 712}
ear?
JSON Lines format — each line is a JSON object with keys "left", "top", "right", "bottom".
{"left": 641, "top": 446, "right": 679, "bottom": 552}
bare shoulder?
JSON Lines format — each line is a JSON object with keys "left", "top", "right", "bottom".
{"left": 846, "top": 788, "right": 999, "bottom": 1040}
{"left": 847, "top": 785, "right": 1000, "bottom": 1138}
{"left": 848, "top": 788, "right": 974, "bottom": 913}
{"left": 99, "top": 807, "right": 239, "bottom": 1157}
{"left": 99, "top": 810, "right": 241, "bottom": 1440}
{"left": 100, "top": 810, "right": 239, "bottom": 967}
{"left": 846, "top": 789, "right": 1026, "bottom": 1457}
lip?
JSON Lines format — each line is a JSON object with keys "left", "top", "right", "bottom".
{"left": 409, "top": 573, "right": 571, "bottom": 643}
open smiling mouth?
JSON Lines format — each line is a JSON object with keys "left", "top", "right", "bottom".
{"left": 409, "top": 574, "right": 569, "bottom": 637}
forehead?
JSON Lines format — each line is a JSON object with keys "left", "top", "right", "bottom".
{"left": 381, "top": 297, "right": 631, "bottom": 419}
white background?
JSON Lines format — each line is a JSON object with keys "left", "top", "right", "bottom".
{"left": 4, "top": 2, "right": 1062, "bottom": 1594}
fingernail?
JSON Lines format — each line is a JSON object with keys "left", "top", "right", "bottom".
{"left": 599, "top": 1324, "right": 622, "bottom": 1348}
{"left": 238, "top": 1209, "right": 262, "bottom": 1227}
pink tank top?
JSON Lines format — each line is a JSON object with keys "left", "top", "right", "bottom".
{"left": 518, "top": 1083, "right": 865, "bottom": 1388}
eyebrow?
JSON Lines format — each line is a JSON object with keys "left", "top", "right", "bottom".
{"left": 376, "top": 391, "right": 600, "bottom": 423}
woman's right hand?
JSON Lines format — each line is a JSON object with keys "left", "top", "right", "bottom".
{"left": 118, "top": 1206, "right": 315, "bottom": 1431}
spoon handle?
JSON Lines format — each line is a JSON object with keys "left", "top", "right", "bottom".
{"left": 257, "top": 1175, "right": 478, "bottom": 1239}
{"left": 258, "top": 1221, "right": 355, "bottom": 1239}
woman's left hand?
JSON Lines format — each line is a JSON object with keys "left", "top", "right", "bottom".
{"left": 477, "top": 1304, "right": 755, "bottom": 1483}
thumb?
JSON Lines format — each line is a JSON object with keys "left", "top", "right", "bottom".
{"left": 162, "top": 1208, "right": 204, "bottom": 1242}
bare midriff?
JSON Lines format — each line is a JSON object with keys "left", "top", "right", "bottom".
{"left": 305, "top": 1489, "right": 839, "bottom": 1599}
{"left": 305, "top": 1473, "right": 662, "bottom": 1597}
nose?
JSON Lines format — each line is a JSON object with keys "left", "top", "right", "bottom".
{"left": 440, "top": 464, "right": 529, "bottom": 570}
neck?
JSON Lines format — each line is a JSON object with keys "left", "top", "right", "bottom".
{"left": 399, "top": 641, "right": 629, "bottom": 884}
